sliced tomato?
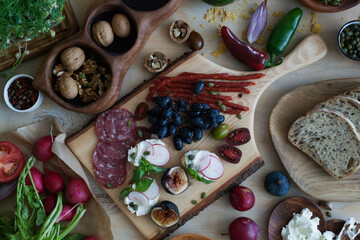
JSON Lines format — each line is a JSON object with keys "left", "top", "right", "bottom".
{"left": 0, "top": 141, "right": 25, "bottom": 183}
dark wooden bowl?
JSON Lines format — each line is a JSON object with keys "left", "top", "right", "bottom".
{"left": 298, "top": 0, "right": 360, "bottom": 12}
{"left": 268, "top": 196, "right": 360, "bottom": 240}
{"left": 33, "top": 0, "right": 182, "bottom": 114}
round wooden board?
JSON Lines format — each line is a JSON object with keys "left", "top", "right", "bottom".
{"left": 269, "top": 78, "right": 360, "bottom": 202}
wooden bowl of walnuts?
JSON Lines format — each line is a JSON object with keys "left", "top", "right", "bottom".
{"left": 33, "top": 0, "right": 182, "bottom": 114}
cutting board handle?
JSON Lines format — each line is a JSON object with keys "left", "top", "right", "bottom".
{"left": 263, "top": 34, "right": 327, "bottom": 82}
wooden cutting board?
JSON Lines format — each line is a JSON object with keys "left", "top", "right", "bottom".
{"left": 269, "top": 78, "right": 360, "bottom": 202}
{"left": 0, "top": 1, "right": 78, "bottom": 71}
{"left": 66, "top": 34, "right": 327, "bottom": 240}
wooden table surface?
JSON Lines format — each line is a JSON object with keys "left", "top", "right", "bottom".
{"left": 1, "top": 0, "right": 360, "bottom": 239}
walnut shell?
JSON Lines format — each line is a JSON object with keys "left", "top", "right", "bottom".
{"left": 92, "top": 21, "right": 114, "bottom": 47}
{"left": 111, "top": 13, "right": 131, "bottom": 38}
{"left": 60, "top": 47, "right": 85, "bottom": 71}
{"left": 169, "top": 20, "right": 191, "bottom": 44}
{"left": 58, "top": 77, "right": 78, "bottom": 99}
{"left": 144, "top": 52, "right": 167, "bottom": 73}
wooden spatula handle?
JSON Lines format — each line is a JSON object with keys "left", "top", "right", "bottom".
{"left": 264, "top": 34, "right": 328, "bottom": 83}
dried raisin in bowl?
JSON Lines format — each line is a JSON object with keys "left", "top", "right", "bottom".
{"left": 3, "top": 74, "right": 43, "bottom": 113}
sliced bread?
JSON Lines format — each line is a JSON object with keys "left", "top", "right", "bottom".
{"left": 342, "top": 87, "right": 360, "bottom": 103}
{"left": 288, "top": 110, "right": 360, "bottom": 179}
{"left": 313, "top": 96, "right": 360, "bottom": 133}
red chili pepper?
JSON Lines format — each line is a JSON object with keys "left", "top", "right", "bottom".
{"left": 221, "top": 26, "right": 279, "bottom": 70}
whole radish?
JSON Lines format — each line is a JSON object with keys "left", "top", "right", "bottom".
{"left": 25, "top": 167, "right": 44, "bottom": 194}
{"left": 84, "top": 237, "right": 99, "bottom": 240}
{"left": 43, "top": 194, "right": 57, "bottom": 214}
{"left": 44, "top": 171, "right": 64, "bottom": 193}
{"left": 33, "top": 135, "right": 55, "bottom": 162}
{"left": 66, "top": 178, "right": 91, "bottom": 205}
{"left": 57, "top": 204, "right": 76, "bottom": 222}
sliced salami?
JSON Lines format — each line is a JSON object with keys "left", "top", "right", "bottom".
{"left": 104, "top": 109, "right": 136, "bottom": 142}
{"left": 93, "top": 158, "right": 127, "bottom": 189}
{"left": 95, "top": 110, "right": 111, "bottom": 141}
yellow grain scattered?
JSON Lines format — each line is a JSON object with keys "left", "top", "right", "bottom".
{"left": 256, "top": 34, "right": 266, "bottom": 44}
{"left": 341, "top": 17, "right": 344, "bottom": 21}
{"left": 201, "top": 53, "right": 205, "bottom": 57}
{"left": 311, "top": 11, "right": 318, "bottom": 24}
{"left": 194, "top": 17, "right": 197, "bottom": 20}
{"left": 216, "top": 24, "right": 223, "bottom": 36}
{"left": 205, "top": 13, "right": 212, "bottom": 20}
{"left": 211, "top": 41, "right": 227, "bottom": 59}
{"left": 249, "top": 7, "right": 255, "bottom": 13}
{"left": 200, "top": 24, "right": 205, "bottom": 28}
{"left": 311, "top": 23, "right": 322, "bottom": 34}
{"left": 244, "top": 0, "right": 249, "bottom": 3}
{"left": 272, "top": 11, "right": 284, "bottom": 17}
{"left": 242, "top": 29, "right": 247, "bottom": 41}
{"left": 240, "top": 13, "right": 250, "bottom": 20}
{"left": 230, "top": 12, "right": 238, "bottom": 20}
{"left": 267, "top": 25, "right": 273, "bottom": 31}
{"left": 254, "top": 2, "right": 259, "bottom": 7}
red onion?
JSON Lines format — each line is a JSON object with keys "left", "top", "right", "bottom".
{"left": 0, "top": 180, "right": 18, "bottom": 200}
{"left": 247, "top": 0, "right": 268, "bottom": 44}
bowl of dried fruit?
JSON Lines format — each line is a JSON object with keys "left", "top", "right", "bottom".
{"left": 4, "top": 74, "right": 43, "bottom": 113}
{"left": 33, "top": 0, "right": 183, "bottom": 114}
{"left": 298, "top": 0, "right": 360, "bottom": 12}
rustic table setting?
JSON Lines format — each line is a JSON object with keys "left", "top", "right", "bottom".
{"left": 1, "top": 0, "right": 360, "bottom": 239}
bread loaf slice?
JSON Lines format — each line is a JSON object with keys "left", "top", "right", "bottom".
{"left": 314, "top": 96, "right": 360, "bottom": 133}
{"left": 288, "top": 110, "right": 360, "bottom": 179}
{"left": 342, "top": 87, "right": 360, "bottom": 103}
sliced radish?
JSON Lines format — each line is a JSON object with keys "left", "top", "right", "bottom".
{"left": 201, "top": 156, "right": 224, "bottom": 180}
{"left": 199, "top": 154, "right": 211, "bottom": 172}
{"left": 143, "top": 180, "right": 160, "bottom": 200}
{"left": 139, "top": 140, "right": 154, "bottom": 157}
{"left": 146, "top": 144, "right": 170, "bottom": 166}
{"left": 128, "top": 191, "right": 149, "bottom": 207}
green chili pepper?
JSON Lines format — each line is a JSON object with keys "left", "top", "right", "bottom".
{"left": 266, "top": 7, "right": 303, "bottom": 63}
{"left": 202, "top": 0, "right": 234, "bottom": 6}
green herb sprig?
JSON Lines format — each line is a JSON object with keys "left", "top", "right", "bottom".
{"left": 120, "top": 178, "right": 154, "bottom": 200}
{"left": 186, "top": 167, "right": 214, "bottom": 184}
{"left": 131, "top": 157, "right": 167, "bottom": 184}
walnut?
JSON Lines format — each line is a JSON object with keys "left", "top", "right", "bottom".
{"left": 60, "top": 47, "right": 85, "bottom": 71}
{"left": 58, "top": 77, "right": 78, "bottom": 99}
{"left": 111, "top": 13, "right": 131, "bottom": 38}
{"left": 53, "top": 64, "right": 65, "bottom": 76}
{"left": 92, "top": 21, "right": 114, "bottom": 47}
{"left": 170, "top": 20, "right": 191, "bottom": 44}
{"left": 82, "top": 59, "right": 97, "bottom": 74}
{"left": 144, "top": 52, "right": 167, "bottom": 73}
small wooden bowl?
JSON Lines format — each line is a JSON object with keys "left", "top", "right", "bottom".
{"left": 268, "top": 196, "right": 360, "bottom": 240}
{"left": 298, "top": 0, "right": 360, "bottom": 12}
{"left": 33, "top": 0, "right": 182, "bottom": 114}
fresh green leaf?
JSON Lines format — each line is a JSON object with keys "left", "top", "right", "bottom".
{"left": 148, "top": 164, "right": 167, "bottom": 174}
{"left": 21, "top": 205, "right": 29, "bottom": 221}
{"left": 135, "top": 178, "right": 154, "bottom": 192}
{"left": 35, "top": 208, "right": 46, "bottom": 226}
{"left": 63, "top": 233, "right": 87, "bottom": 240}
{"left": 186, "top": 168, "right": 213, "bottom": 184}
{"left": 132, "top": 167, "right": 145, "bottom": 184}
{"left": 120, "top": 187, "right": 133, "bottom": 199}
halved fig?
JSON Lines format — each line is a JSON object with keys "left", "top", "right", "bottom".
{"left": 161, "top": 166, "right": 189, "bottom": 195}
{"left": 218, "top": 144, "right": 242, "bottom": 164}
{"left": 226, "top": 128, "right": 251, "bottom": 146}
{"left": 151, "top": 201, "right": 180, "bottom": 228}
